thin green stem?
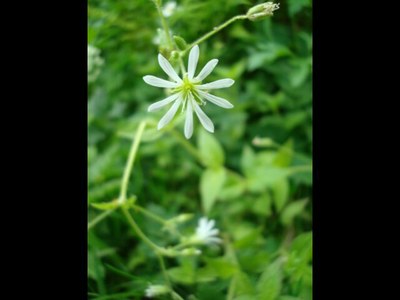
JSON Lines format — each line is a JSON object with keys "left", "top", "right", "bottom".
{"left": 172, "top": 240, "right": 195, "bottom": 250}
{"left": 227, "top": 275, "right": 237, "bottom": 300}
{"left": 155, "top": 0, "right": 186, "bottom": 75}
{"left": 121, "top": 206, "right": 165, "bottom": 253}
{"left": 132, "top": 204, "right": 167, "bottom": 225}
{"left": 88, "top": 208, "right": 116, "bottom": 230}
{"left": 183, "top": 15, "right": 248, "bottom": 54}
{"left": 158, "top": 254, "right": 171, "bottom": 287}
{"left": 155, "top": 1, "right": 173, "bottom": 48}
{"left": 118, "top": 121, "right": 147, "bottom": 204}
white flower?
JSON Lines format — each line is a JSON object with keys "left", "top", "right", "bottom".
{"left": 162, "top": 1, "right": 177, "bottom": 18}
{"left": 88, "top": 45, "right": 104, "bottom": 83}
{"left": 145, "top": 284, "right": 169, "bottom": 298}
{"left": 193, "top": 217, "right": 222, "bottom": 245}
{"left": 143, "top": 45, "right": 235, "bottom": 139}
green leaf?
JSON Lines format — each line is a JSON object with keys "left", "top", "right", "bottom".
{"left": 256, "top": 259, "right": 283, "bottom": 300}
{"left": 198, "top": 129, "right": 225, "bottom": 168}
{"left": 219, "top": 171, "right": 246, "bottom": 201}
{"left": 271, "top": 179, "right": 289, "bottom": 212}
{"left": 289, "top": 232, "right": 312, "bottom": 263}
{"left": 203, "top": 257, "right": 239, "bottom": 279}
{"left": 241, "top": 145, "right": 256, "bottom": 177}
{"left": 247, "top": 167, "right": 290, "bottom": 192}
{"left": 235, "top": 272, "right": 256, "bottom": 296}
{"left": 252, "top": 193, "right": 272, "bottom": 217}
{"left": 280, "top": 199, "right": 308, "bottom": 225}
{"left": 273, "top": 139, "right": 294, "bottom": 167}
{"left": 168, "top": 265, "right": 195, "bottom": 285}
{"left": 234, "top": 296, "right": 257, "bottom": 300}
{"left": 285, "top": 233, "right": 313, "bottom": 287}
{"left": 277, "top": 297, "right": 302, "bottom": 300}
{"left": 200, "top": 167, "right": 226, "bottom": 214}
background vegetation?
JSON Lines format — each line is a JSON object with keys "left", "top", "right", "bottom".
{"left": 88, "top": 0, "right": 312, "bottom": 299}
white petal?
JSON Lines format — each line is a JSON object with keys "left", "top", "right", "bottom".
{"left": 184, "top": 98, "right": 194, "bottom": 139}
{"left": 143, "top": 75, "right": 179, "bottom": 88}
{"left": 194, "top": 59, "right": 218, "bottom": 81}
{"left": 148, "top": 93, "right": 181, "bottom": 112}
{"left": 196, "top": 78, "right": 234, "bottom": 90}
{"left": 208, "top": 229, "right": 219, "bottom": 236}
{"left": 192, "top": 101, "right": 214, "bottom": 133}
{"left": 158, "top": 54, "right": 182, "bottom": 83}
{"left": 206, "top": 219, "right": 215, "bottom": 230}
{"left": 157, "top": 97, "right": 182, "bottom": 129}
{"left": 188, "top": 45, "right": 199, "bottom": 79}
{"left": 199, "top": 217, "right": 207, "bottom": 229}
{"left": 198, "top": 90, "right": 234, "bottom": 108}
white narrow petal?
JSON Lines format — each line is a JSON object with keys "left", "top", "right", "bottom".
{"left": 188, "top": 45, "right": 199, "bottom": 79}
{"left": 143, "top": 75, "right": 179, "bottom": 88}
{"left": 206, "top": 219, "right": 215, "bottom": 230}
{"left": 208, "top": 229, "right": 219, "bottom": 236}
{"left": 194, "top": 59, "right": 218, "bottom": 81}
{"left": 148, "top": 93, "right": 181, "bottom": 112}
{"left": 158, "top": 54, "right": 182, "bottom": 83}
{"left": 192, "top": 101, "right": 214, "bottom": 133}
{"left": 196, "top": 78, "right": 235, "bottom": 90}
{"left": 184, "top": 98, "right": 194, "bottom": 139}
{"left": 157, "top": 97, "right": 182, "bottom": 129}
{"left": 199, "top": 217, "right": 207, "bottom": 229}
{"left": 198, "top": 90, "right": 234, "bottom": 108}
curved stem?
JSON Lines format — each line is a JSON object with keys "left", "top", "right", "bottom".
{"left": 121, "top": 206, "right": 165, "bottom": 253}
{"left": 132, "top": 204, "right": 168, "bottom": 225}
{"left": 183, "top": 15, "right": 248, "bottom": 54}
{"left": 118, "top": 121, "right": 147, "bottom": 204}
{"left": 156, "top": 1, "right": 173, "bottom": 48}
{"left": 88, "top": 208, "right": 116, "bottom": 230}
{"left": 158, "top": 254, "right": 172, "bottom": 289}
{"left": 155, "top": 1, "right": 186, "bottom": 75}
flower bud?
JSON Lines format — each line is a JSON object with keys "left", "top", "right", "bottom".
{"left": 179, "top": 248, "right": 202, "bottom": 256}
{"left": 246, "top": 2, "right": 280, "bottom": 21}
{"left": 173, "top": 35, "right": 187, "bottom": 51}
{"left": 145, "top": 284, "right": 170, "bottom": 298}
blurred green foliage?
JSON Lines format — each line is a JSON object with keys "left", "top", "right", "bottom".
{"left": 88, "top": 0, "right": 312, "bottom": 299}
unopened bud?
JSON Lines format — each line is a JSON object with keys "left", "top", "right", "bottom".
{"left": 252, "top": 136, "right": 274, "bottom": 147}
{"left": 179, "top": 248, "right": 202, "bottom": 256}
{"left": 247, "top": 2, "right": 280, "bottom": 21}
{"left": 145, "top": 284, "right": 170, "bottom": 298}
{"left": 173, "top": 35, "right": 187, "bottom": 51}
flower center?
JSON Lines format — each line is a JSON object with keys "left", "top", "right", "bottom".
{"left": 182, "top": 76, "right": 195, "bottom": 94}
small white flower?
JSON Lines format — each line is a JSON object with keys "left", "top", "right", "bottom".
{"left": 145, "top": 284, "right": 170, "bottom": 298}
{"left": 143, "top": 45, "right": 235, "bottom": 139}
{"left": 193, "top": 217, "right": 222, "bottom": 245}
{"left": 88, "top": 45, "right": 104, "bottom": 83}
{"left": 162, "top": 1, "right": 177, "bottom": 18}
